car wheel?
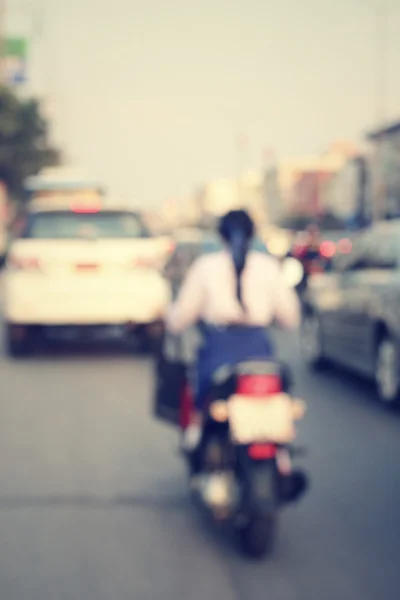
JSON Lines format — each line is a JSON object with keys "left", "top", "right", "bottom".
{"left": 4, "top": 324, "right": 35, "bottom": 358}
{"left": 137, "top": 323, "right": 165, "bottom": 356}
{"left": 375, "top": 336, "right": 400, "bottom": 407}
{"left": 126, "top": 331, "right": 157, "bottom": 355}
{"left": 139, "top": 335, "right": 160, "bottom": 355}
{"left": 301, "top": 313, "right": 325, "bottom": 368}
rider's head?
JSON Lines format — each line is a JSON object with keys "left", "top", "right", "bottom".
{"left": 218, "top": 210, "right": 255, "bottom": 308}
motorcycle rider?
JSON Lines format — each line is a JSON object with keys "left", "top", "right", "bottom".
{"left": 166, "top": 209, "right": 301, "bottom": 450}
{"left": 292, "top": 224, "right": 322, "bottom": 270}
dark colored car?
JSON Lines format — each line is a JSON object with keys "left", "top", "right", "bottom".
{"left": 163, "top": 239, "right": 202, "bottom": 294}
{"left": 301, "top": 220, "right": 400, "bottom": 406}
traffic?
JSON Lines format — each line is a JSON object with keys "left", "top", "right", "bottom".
{"left": 0, "top": 197, "right": 399, "bottom": 595}
{"left": 0, "top": 166, "right": 398, "bottom": 575}
{"left": 301, "top": 219, "right": 400, "bottom": 405}
{"left": 3, "top": 187, "right": 400, "bottom": 414}
{"left": 1, "top": 4, "right": 400, "bottom": 595}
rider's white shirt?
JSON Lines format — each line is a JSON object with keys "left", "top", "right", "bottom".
{"left": 167, "top": 250, "right": 300, "bottom": 334}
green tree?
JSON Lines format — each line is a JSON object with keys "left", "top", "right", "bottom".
{"left": 0, "top": 85, "right": 61, "bottom": 200}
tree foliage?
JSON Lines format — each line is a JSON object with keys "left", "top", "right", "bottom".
{"left": 0, "top": 86, "right": 61, "bottom": 199}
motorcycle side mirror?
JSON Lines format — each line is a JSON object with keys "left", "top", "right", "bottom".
{"left": 281, "top": 257, "right": 304, "bottom": 288}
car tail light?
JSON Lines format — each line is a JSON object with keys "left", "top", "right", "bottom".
{"left": 167, "top": 240, "right": 176, "bottom": 254}
{"left": 237, "top": 374, "right": 282, "bottom": 396}
{"left": 248, "top": 444, "right": 277, "bottom": 460}
{"left": 70, "top": 201, "right": 101, "bottom": 213}
{"left": 8, "top": 255, "right": 42, "bottom": 272}
{"left": 319, "top": 240, "right": 336, "bottom": 258}
{"left": 292, "top": 243, "right": 307, "bottom": 258}
{"left": 132, "top": 256, "right": 159, "bottom": 269}
{"left": 338, "top": 238, "right": 352, "bottom": 254}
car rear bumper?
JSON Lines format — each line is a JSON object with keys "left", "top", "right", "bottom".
{"left": 3, "top": 272, "right": 171, "bottom": 325}
{"left": 24, "top": 322, "right": 161, "bottom": 340}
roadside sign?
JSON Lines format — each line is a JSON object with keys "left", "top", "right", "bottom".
{"left": 3, "top": 37, "right": 28, "bottom": 86}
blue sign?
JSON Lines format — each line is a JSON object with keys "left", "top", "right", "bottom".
{"left": 4, "top": 57, "right": 27, "bottom": 86}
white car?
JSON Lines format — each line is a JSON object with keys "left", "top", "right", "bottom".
{"left": 3, "top": 198, "right": 173, "bottom": 356}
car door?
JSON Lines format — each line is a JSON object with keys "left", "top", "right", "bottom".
{"left": 332, "top": 228, "right": 399, "bottom": 373}
{"left": 305, "top": 265, "right": 346, "bottom": 360}
{"left": 302, "top": 232, "right": 367, "bottom": 362}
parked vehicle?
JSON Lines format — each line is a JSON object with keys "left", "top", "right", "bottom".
{"left": 301, "top": 220, "right": 400, "bottom": 406}
{"left": 0, "top": 182, "right": 10, "bottom": 266}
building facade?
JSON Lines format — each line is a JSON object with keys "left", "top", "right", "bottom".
{"left": 263, "top": 142, "right": 359, "bottom": 225}
{"left": 367, "top": 121, "right": 400, "bottom": 220}
{"left": 323, "top": 155, "right": 370, "bottom": 227}
{"left": 291, "top": 171, "right": 333, "bottom": 216}
{"left": 263, "top": 156, "right": 323, "bottom": 225}
{"left": 196, "top": 171, "right": 266, "bottom": 226}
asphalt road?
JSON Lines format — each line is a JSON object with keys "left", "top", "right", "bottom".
{"left": 0, "top": 327, "right": 400, "bottom": 600}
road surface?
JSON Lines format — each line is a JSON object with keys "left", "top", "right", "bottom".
{"left": 0, "top": 328, "right": 399, "bottom": 600}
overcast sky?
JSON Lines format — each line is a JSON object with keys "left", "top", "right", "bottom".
{"left": 18, "top": 0, "right": 400, "bottom": 206}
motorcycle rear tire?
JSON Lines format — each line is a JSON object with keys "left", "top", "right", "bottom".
{"left": 238, "top": 512, "right": 277, "bottom": 559}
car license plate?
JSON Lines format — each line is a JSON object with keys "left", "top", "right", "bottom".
{"left": 86, "top": 325, "right": 124, "bottom": 340}
{"left": 74, "top": 264, "right": 99, "bottom": 272}
{"left": 228, "top": 393, "right": 296, "bottom": 445}
{"left": 46, "top": 325, "right": 124, "bottom": 341}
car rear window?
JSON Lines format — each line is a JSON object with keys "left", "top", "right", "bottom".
{"left": 22, "top": 211, "right": 149, "bottom": 240}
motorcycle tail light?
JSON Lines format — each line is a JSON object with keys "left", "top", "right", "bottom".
{"left": 248, "top": 444, "right": 277, "bottom": 460}
{"left": 237, "top": 374, "right": 282, "bottom": 396}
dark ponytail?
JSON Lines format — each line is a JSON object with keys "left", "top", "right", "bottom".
{"left": 218, "top": 210, "right": 255, "bottom": 308}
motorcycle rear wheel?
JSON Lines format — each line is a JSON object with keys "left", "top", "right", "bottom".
{"left": 238, "top": 512, "right": 277, "bottom": 559}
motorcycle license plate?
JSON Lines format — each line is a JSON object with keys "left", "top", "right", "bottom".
{"left": 228, "top": 393, "right": 296, "bottom": 445}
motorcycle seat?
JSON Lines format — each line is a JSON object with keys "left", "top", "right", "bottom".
{"left": 211, "top": 360, "right": 283, "bottom": 385}
{"left": 210, "top": 360, "right": 293, "bottom": 394}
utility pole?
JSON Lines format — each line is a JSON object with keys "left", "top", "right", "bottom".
{"left": 0, "top": 0, "right": 6, "bottom": 84}
{"left": 373, "top": 3, "right": 390, "bottom": 223}
{"left": 375, "top": 3, "right": 389, "bottom": 127}
{"left": 236, "top": 133, "right": 247, "bottom": 207}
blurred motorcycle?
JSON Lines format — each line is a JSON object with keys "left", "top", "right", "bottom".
{"left": 154, "top": 257, "right": 309, "bottom": 559}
